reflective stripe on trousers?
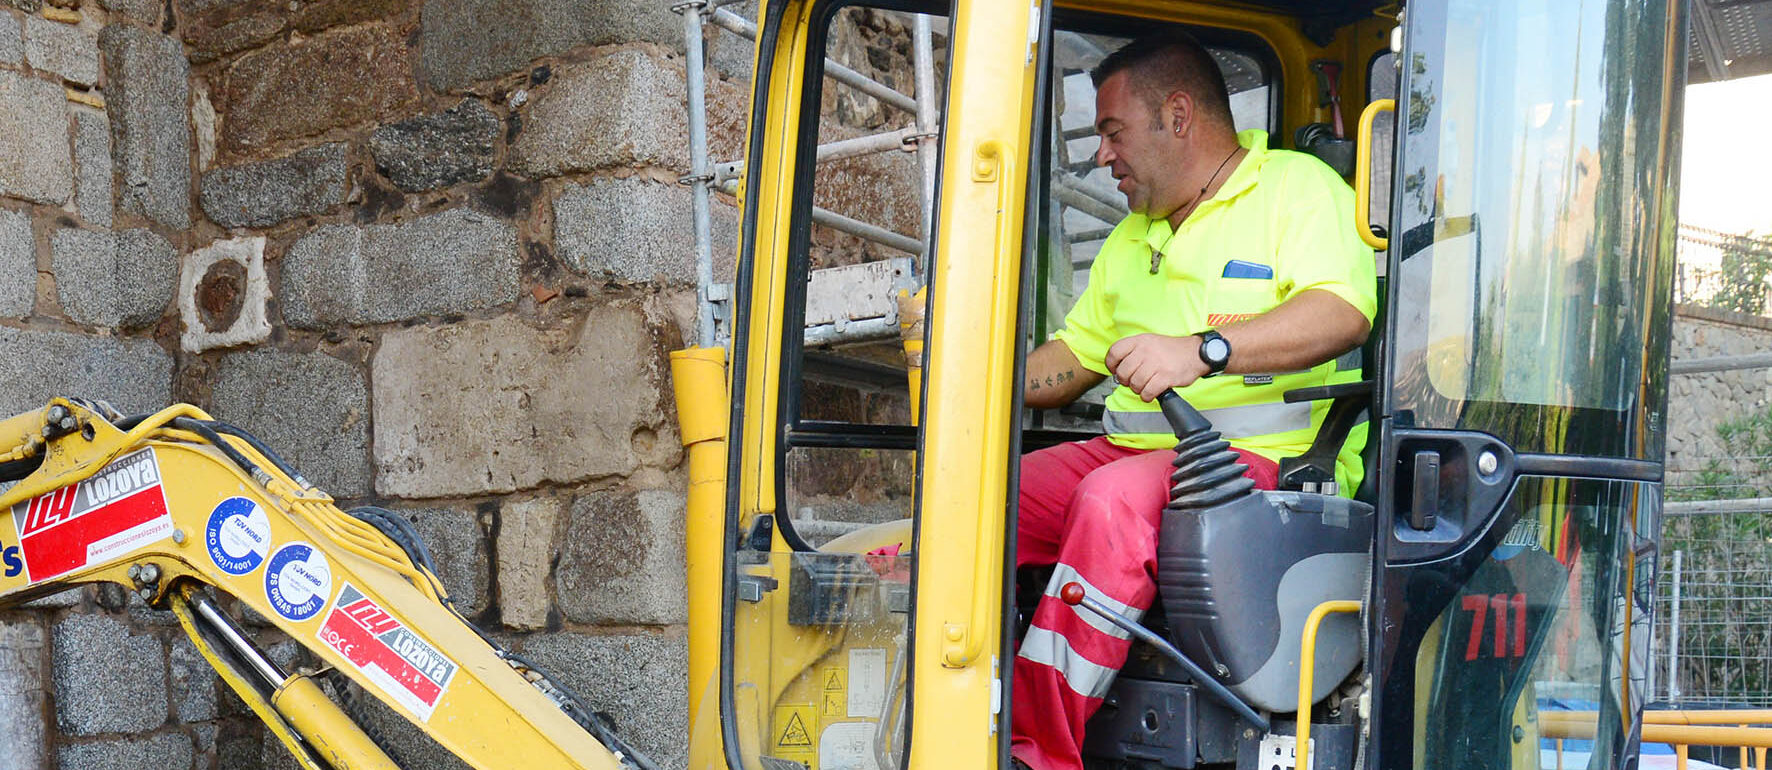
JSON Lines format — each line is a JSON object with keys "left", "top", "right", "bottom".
{"left": 1102, "top": 398, "right": 1311, "bottom": 439}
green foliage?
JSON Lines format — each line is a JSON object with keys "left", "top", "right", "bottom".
{"left": 1664, "top": 403, "right": 1772, "bottom": 704}
{"left": 1669, "top": 406, "right": 1772, "bottom": 501}
{"left": 1704, "top": 230, "right": 1772, "bottom": 316}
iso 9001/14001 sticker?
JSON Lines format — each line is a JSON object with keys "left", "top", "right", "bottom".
{"left": 205, "top": 497, "right": 272, "bottom": 576}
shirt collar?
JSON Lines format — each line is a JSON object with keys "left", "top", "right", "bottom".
{"left": 1132, "top": 129, "right": 1271, "bottom": 249}
{"left": 1208, "top": 129, "right": 1270, "bottom": 204}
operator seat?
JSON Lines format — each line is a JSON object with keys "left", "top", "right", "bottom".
{"left": 1080, "top": 280, "right": 1385, "bottom": 763}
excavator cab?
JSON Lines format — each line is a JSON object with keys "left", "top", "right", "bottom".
{"left": 685, "top": 0, "right": 1688, "bottom": 768}
{"left": 0, "top": 0, "right": 1706, "bottom": 767}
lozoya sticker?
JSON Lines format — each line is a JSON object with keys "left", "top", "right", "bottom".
{"left": 316, "top": 583, "right": 459, "bottom": 721}
{"left": 205, "top": 497, "right": 272, "bottom": 576}
{"left": 265, "top": 542, "right": 332, "bottom": 622}
{"left": 8, "top": 448, "right": 172, "bottom": 583}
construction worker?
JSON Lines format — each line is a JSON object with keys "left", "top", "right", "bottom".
{"left": 1010, "top": 32, "right": 1377, "bottom": 770}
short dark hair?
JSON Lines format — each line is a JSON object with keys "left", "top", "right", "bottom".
{"left": 1090, "top": 31, "right": 1233, "bottom": 129}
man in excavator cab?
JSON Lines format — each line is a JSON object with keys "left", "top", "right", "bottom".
{"left": 1009, "top": 31, "right": 1376, "bottom": 770}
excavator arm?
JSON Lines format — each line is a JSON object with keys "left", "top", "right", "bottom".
{"left": 0, "top": 398, "right": 647, "bottom": 770}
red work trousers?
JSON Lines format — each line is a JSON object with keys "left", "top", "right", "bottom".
{"left": 1009, "top": 436, "right": 1278, "bottom": 770}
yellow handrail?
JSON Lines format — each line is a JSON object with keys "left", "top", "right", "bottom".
{"left": 1296, "top": 600, "right": 1362, "bottom": 770}
{"left": 1354, "top": 99, "right": 1396, "bottom": 251}
{"left": 1541, "top": 711, "right": 1772, "bottom": 770}
{"left": 942, "top": 138, "right": 1018, "bottom": 668}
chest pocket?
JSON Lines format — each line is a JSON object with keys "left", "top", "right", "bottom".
{"left": 1204, "top": 254, "right": 1280, "bottom": 326}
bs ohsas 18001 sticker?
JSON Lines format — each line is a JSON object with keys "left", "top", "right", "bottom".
{"left": 316, "top": 583, "right": 460, "bottom": 721}
{"left": 265, "top": 542, "right": 332, "bottom": 622}
{"left": 7, "top": 448, "right": 172, "bottom": 583}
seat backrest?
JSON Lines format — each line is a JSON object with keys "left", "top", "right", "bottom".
{"left": 1156, "top": 490, "right": 1373, "bottom": 713}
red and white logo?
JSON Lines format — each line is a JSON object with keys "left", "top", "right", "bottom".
{"left": 316, "top": 583, "right": 459, "bottom": 721}
{"left": 9, "top": 449, "right": 171, "bottom": 582}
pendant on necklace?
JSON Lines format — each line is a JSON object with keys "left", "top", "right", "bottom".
{"left": 1149, "top": 247, "right": 1162, "bottom": 275}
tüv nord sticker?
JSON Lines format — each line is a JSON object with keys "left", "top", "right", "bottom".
{"left": 265, "top": 542, "right": 332, "bottom": 622}
{"left": 205, "top": 497, "right": 271, "bottom": 576}
{"left": 8, "top": 448, "right": 171, "bottom": 583}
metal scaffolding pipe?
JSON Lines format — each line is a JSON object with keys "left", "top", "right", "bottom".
{"left": 712, "top": 127, "right": 916, "bottom": 187}
{"left": 1061, "top": 125, "right": 1097, "bottom": 141}
{"left": 911, "top": 12, "right": 940, "bottom": 257}
{"left": 814, "top": 207, "right": 925, "bottom": 256}
{"left": 1668, "top": 548, "right": 1683, "bottom": 702}
{"left": 709, "top": 8, "right": 919, "bottom": 114}
{"left": 818, "top": 128, "right": 915, "bottom": 162}
{"left": 1664, "top": 497, "right": 1772, "bottom": 516}
{"left": 1067, "top": 226, "right": 1114, "bottom": 243}
{"left": 1671, "top": 352, "right": 1772, "bottom": 375}
{"left": 1053, "top": 180, "right": 1125, "bottom": 226}
{"left": 1055, "top": 173, "right": 1127, "bottom": 217}
{"left": 719, "top": 181, "right": 925, "bottom": 256}
{"left": 681, "top": 1, "right": 718, "bottom": 348}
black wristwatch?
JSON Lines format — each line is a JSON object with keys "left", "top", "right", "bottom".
{"left": 1196, "top": 330, "right": 1231, "bottom": 376}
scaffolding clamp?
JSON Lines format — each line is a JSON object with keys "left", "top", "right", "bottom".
{"left": 901, "top": 130, "right": 939, "bottom": 150}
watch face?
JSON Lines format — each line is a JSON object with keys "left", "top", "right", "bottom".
{"left": 1203, "top": 337, "right": 1230, "bottom": 364}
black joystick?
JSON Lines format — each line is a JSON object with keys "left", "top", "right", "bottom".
{"left": 1156, "top": 390, "right": 1256, "bottom": 511}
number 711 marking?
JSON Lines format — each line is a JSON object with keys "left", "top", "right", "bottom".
{"left": 1462, "top": 593, "right": 1527, "bottom": 661}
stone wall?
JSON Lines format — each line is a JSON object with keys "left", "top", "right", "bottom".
{"left": 1666, "top": 305, "right": 1772, "bottom": 478}
{"left": 0, "top": 1, "right": 762, "bottom": 767}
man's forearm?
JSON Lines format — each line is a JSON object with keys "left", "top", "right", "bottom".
{"left": 1215, "top": 289, "right": 1370, "bottom": 374}
{"left": 1024, "top": 340, "right": 1106, "bottom": 409}
{"left": 1104, "top": 290, "right": 1371, "bottom": 401}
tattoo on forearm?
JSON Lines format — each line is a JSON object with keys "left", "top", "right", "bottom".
{"left": 1028, "top": 368, "right": 1077, "bottom": 393}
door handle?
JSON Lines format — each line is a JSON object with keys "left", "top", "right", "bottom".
{"left": 1410, "top": 450, "right": 1440, "bottom": 531}
{"left": 1355, "top": 99, "right": 1395, "bottom": 250}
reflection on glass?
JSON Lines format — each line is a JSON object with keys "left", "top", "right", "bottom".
{"left": 1411, "top": 478, "right": 1655, "bottom": 770}
{"left": 1389, "top": 0, "right": 1676, "bottom": 456}
{"left": 732, "top": 547, "right": 913, "bottom": 770}
{"left": 785, "top": 446, "right": 916, "bottom": 544}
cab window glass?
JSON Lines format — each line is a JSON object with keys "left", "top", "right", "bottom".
{"left": 1389, "top": 0, "right": 1674, "bottom": 445}
{"left": 1409, "top": 477, "right": 1651, "bottom": 770}
{"left": 781, "top": 4, "right": 947, "bottom": 527}
{"left": 1032, "top": 25, "right": 1277, "bottom": 425}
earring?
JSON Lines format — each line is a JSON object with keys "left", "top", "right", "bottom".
{"left": 1174, "top": 124, "right": 1183, "bottom": 135}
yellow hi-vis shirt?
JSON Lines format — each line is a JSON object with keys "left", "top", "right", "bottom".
{"left": 1052, "top": 130, "right": 1378, "bottom": 493}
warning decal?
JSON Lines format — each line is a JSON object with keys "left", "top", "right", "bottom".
{"left": 819, "top": 722, "right": 880, "bottom": 770}
{"left": 9, "top": 448, "right": 171, "bottom": 583}
{"left": 316, "top": 583, "right": 459, "bottom": 722}
{"left": 847, "top": 649, "right": 887, "bottom": 719}
{"left": 779, "top": 711, "right": 813, "bottom": 747}
{"left": 820, "top": 666, "right": 846, "bottom": 719}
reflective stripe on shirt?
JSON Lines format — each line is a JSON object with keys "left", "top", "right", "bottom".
{"left": 1102, "top": 399, "right": 1312, "bottom": 439}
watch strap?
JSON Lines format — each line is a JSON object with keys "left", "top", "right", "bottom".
{"left": 1196, "top": 330, "right": 1230, "bottom": 376}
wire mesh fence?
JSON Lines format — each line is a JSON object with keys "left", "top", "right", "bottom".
{"left": 1654, "top": 455, "right": 1772, "bottom": 707}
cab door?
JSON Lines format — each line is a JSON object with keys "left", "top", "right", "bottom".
{"left": 712, "top": 0, "right": 1045, "bottom": 766}
{"left": 1367, "top": 1, "right": 1686, "bottom": 768}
